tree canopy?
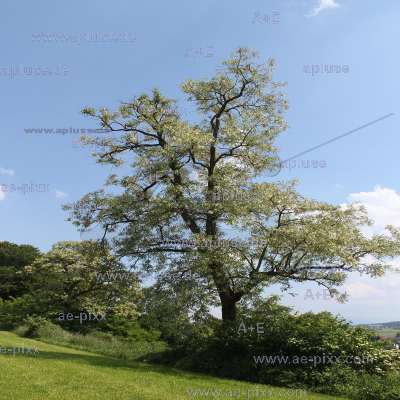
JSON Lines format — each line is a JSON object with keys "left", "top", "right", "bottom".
{"left": 20, "top": 241, "right": 142, "bottom": 324}
{"left": 0, "top": 241, "right": 40, "bottom": 300}
{"left": 65, "top": 48, "right": 400, "bottom": 322}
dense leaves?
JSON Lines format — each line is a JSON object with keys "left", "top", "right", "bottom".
{"left": 0, "top": 241, "right": 40, "bottom": 300}
{"left": 0, "top": 241, "right": 142, "bottom": 331}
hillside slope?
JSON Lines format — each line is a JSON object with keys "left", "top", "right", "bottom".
{"left": 0, "top": 331, "right": 346, "bottom": 400}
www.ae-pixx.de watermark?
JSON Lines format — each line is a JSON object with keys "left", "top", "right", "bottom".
{"left": 253, "top": 354, "right": 375, "bottom": 367}
{"left": 31, "top": 32, "right": 136, "bottom": 44}
{"left": 187, "top": 386, "right": 307, "bottom": 398}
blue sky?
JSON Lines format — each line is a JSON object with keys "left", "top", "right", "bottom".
{"left": 1, "top": 0, "right": 399, "bottom": 323}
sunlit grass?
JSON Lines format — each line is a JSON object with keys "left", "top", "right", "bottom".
{"left": 0, "top": 331, "right": 347, "bottom": 400}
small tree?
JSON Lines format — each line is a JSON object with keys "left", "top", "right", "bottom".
{"left": 66, "top": 48, "right": 400, "bottom": 322}
{"left": 23, "top": 241, "right": 141, "bottom": 321}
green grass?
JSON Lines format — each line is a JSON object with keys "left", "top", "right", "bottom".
{"left": 0, "top": 331, "right": 347, "bottom": 400}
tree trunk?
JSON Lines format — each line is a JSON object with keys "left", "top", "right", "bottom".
{"left": 220, "top": 293, "right": 237, "bottom": 322}
{"left": 211, "top": 261, "right": 242, "bottom": 323}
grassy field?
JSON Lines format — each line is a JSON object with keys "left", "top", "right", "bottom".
{"left": 0, "top": 331, "right": 347, "bottom": 400}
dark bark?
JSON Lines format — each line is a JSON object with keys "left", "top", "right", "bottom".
{"left": 220, "top": 293, "right": 237, "bottom": 322}
{"left": 211, "top": 260, "right": 243, "bottom": 323}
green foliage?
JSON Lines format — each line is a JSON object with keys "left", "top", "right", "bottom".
{"left": 23, "top": 241, "right": 142, "bottom": 326}
{"left": 65, "top": 48, "right": 400, "bottom": 322}
{"left": 139, "top": 281, "right": 214, "bottom": 346}
{"left": 1, "top": 47, "right": 397, "bottom": 400}
{"left": 15, "top": 316, "right": 50, "bottom": 338}
{"left": 0, "top": 241, "right": 40, "bottom": 300}
{"left": 1, "top": 241, "right": 143, "bottom": 333}
{"left": 0, "top": 295, "right": 36, "bottom": 329}
{"left": 342, "top": 372, "right": 400, "bottom": 400}
{"left": 156, "top": 298, "right": 400, "bottom": 399}
{"left": 317, "top": 368, "right": 400, "bottom": 400}
{"left": 98, "top": 314, "right": 162, "bottom": 342}
{"left": 14, "top": 317, "right": 167, "bottom": 362}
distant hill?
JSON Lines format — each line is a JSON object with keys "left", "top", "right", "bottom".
{"left": 358, "top": 321, "right": 400, "bottom": 330}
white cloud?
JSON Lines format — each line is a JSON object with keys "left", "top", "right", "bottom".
{"left": 308, "top": 0, "right": 340, "bottom": 17}
{"left": 0, "top": 188, "right": 5, "bottom": 201}
{"left": 265, "top": 185, "right": 400, "bottom": 322}
{"left": 55, "top": 190, "right": 68, "bottom": 199}
{"left": 266, "top": 185, "right": 400, "bottom": 322}
{"left": 342, "top": 186, "right": 400, "bottom": 308}
{"left": 347, "top": 185, "right": 400, "bottom": 235}
{"left": 0, "top": 167, "right": 15, "bottom": 176}
{"left": 345, "top": 282, "right": 386, "bottom": 301}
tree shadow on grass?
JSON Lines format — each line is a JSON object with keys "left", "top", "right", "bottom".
{"left": 17, "top": 350, "right": 216, "bottom": 382}
{"left": 12, "top": 351, "right": 319, "bottom": 398}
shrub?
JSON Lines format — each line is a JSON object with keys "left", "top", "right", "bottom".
{"left": 0, "top": 296, "right": 36, "bottom": 329}
{"left": 158, "top": 298, "right": 400, "bottom": 399}
{"left": 15, "top": 316, "right": 53, "bottom": 338}
{"left": 329, "top": 370, "right": 400, "bottom": 400}
{"left": 15, "top": 317, "right": 168, "bottom": 362}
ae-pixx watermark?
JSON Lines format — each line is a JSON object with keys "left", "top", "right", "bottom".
{"left": 0, "top": 346, "right": 39, "bottom": 356}
{"left": 0, "top": 183, "right": 50, "bottom": 195}
{"left": 58, "top": 312, "right": 106, "bottom": 324}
